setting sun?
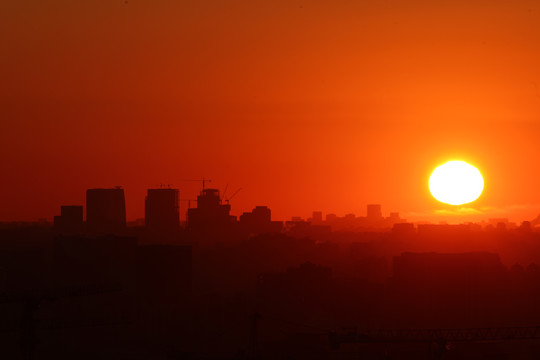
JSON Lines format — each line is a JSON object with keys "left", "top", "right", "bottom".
{"left": 429, "top": 161, "right": 484, "bottom": 206}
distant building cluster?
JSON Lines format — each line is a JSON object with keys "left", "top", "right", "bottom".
{"left": 51, "top": 186, "right": 284, "bottom": 243}
{"left": 48, "top": 185, "right": 410, "bottom": 245}
{"left": 289, "top": 204, "right": 406, "bottom": 233}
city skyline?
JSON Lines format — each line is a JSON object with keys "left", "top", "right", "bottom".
{"left": 3, "top": 183, "right": 540, "bottom": 225}
{"left": 6, "top": 184, "right": 537, "bottom": 229}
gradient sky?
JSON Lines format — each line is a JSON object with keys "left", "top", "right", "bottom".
{"left": 2, "top": 0, "right": 540, "bottom": 223}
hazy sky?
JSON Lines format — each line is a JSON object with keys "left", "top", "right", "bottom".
{"left": 2, "top": 0, "right": 540, "bottom": 222}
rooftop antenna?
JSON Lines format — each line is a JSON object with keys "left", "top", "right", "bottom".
{"left": 178, "top": 178, "right": 212, "bottom": 190}
{"left": 150, "top": 184, "right": 174, "bottom": 189}
{"left": 179, "top": 199, "right": 195, "bottom": 208}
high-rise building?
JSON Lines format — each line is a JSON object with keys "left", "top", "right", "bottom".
{"left": 311, "top": 211, "right": 323, "bottom": 224}
{"left": 252, "top": 206, "right": 271, "bottom": 223}
{"left": 86, "top": 188, "right": 126, "bottom": 235}
{"left": 145, "top": 188, "right": 180, "bottom": 237}
{"left": 239, "top": 206, "right": 281, "bottom": 235}
{"left": 187, "top": 188, "right": 235, "bottom": 232}
{"left": 367, "top": 204, "right": 383, "bottom": 219}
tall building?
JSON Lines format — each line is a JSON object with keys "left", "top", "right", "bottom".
{"left": 86, "top": 188, "right": 126, "bottom": 235}
{"left": 311, "top": 211, "right": 323, "bottom": 224}
{"left": 145, "top": 188, "right": 180, "bottom": 238}
{"left": 239, "top": 206, "right": 282, "bottom": 235}
{"left": 367, "top": 204, "right": 383, "bottom": 219}
{"left": 187, "top": 188, "right": 235, "bottom": 232}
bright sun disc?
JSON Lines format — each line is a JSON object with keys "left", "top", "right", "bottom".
{"left": 429, "top": 161, "right": 484, "bottom": 205}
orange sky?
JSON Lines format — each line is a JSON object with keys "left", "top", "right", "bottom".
{"left": 1, "top": 0, "right": 540, "bottom": 223}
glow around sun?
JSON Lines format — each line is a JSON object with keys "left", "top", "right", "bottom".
{"left": 429, "top": 161, "right": 484, "bottom": 206}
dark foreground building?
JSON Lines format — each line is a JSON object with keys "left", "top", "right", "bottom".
{"left": 145, "top": 188, "right": 180, "bottom": 242}
{"left": 187, "top": 188, "right": 236, "bottom": 235}
{"left": 53, "top": 205, "right": 83, "bottom": 235}
{"left": 86, "top": 188, "right": 126, "bottom": 235}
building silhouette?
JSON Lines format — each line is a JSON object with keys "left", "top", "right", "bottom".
{"left": 86, "top": 188, "right": 126, "bottom": 235}
{"left": 392, "top": 222, "right": 416, "bottom": 236}
{"left": 145, "top": 188, "right": 180, "bottom": 241}
{"left": 240, "top": 205, "right": 270, "bottom": 226}
{"left": 311, "top": 211, "right": 323, "bottom": 224}
{"left": 315, "top": 205, "right": 405, "bottom": 231}
{"left": 239, "top": 206, "right": 282, "bottom": 235}
{"left": 54, "top": 205, "right": 83, "bottom": 235}
{"left": 187, "top": 188, "right": 235, "bottom": 233}
{"left": 367, "top": 204, "right": 383, "bottom": 220}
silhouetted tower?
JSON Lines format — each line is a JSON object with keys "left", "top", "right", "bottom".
{"left": 197, "top": 188, "right": 221, "bottom": 209}
{"left": 239, "top": 206, "right": 277, "bottom": 235}
{"left": 252, "top": 206, "right": 271, "bottom": 222}
{"left": 187, "top": 188, "right": 235, "bottom": 232}
{"left": 389, "top": 212, "right": 400, "bottom": 220}
{"left": 145, "top": 188, "right": 180, "bottom": 236}
{"left": 367, "top": 204, "right": 383, "bottom": 220}
{"left": 86, "top": 188, "right": 126, "bottom": 235}
{"left": 312, "top": 211, "right": 323, "bottom": 224}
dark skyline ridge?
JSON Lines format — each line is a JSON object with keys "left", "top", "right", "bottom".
{"left": 3, "top": 185, "right": 540, "bottom": 229}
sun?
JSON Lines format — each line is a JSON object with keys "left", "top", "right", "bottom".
{"left": 429, "top": 161, "right": 484, "bottom": 206}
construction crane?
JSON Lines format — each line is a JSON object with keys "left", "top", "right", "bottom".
{"left": 329, "top": 326, "right": 540, "bottom": 360}
{"left": 179, "top": 199, "right": 196, "bottom": 209}
{"left": 178, "top": 178, "right": 212, "bottom": 190}
{"left": 224, "top": 187, "right": 242, "bottom": 205}
{"left": 220, "top": 184, "right": 229, "bottom": 202}
{"left": 0, "top": 283, "right": 123, "bottom": 360}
